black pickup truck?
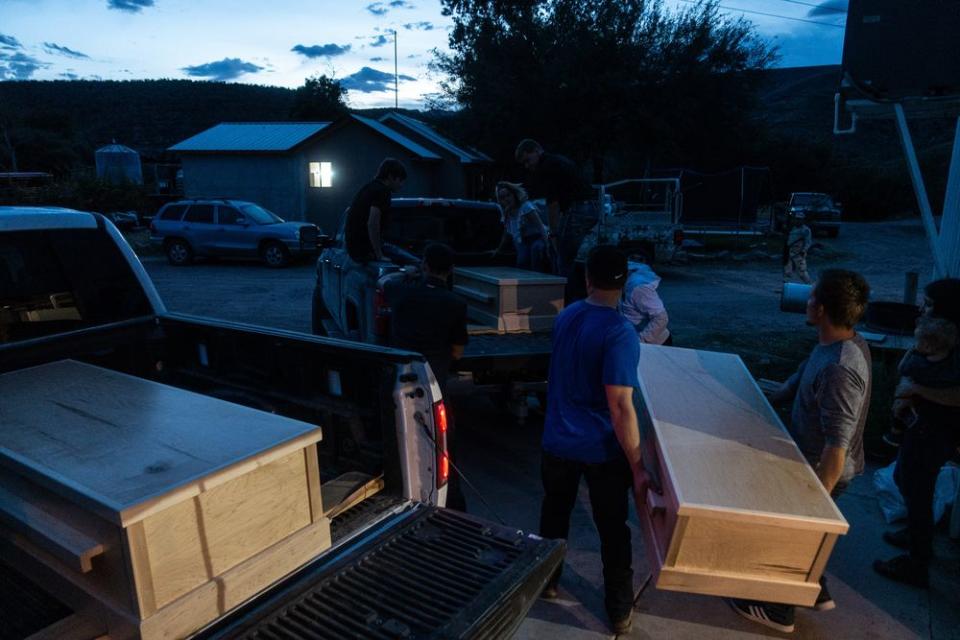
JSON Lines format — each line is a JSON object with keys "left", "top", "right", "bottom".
{"left": 0, "top": 206, "right": 563, "bottom": 639}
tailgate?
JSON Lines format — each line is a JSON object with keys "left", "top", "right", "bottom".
{"left": 457, "top": 333, "right": 553, "bottom": 374}
{"left": 196, "top": 505, "right": 564, "bottom": 640}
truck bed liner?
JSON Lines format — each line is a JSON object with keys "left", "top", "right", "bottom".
{"left": 197, "top": 506, "right": 563, "bottom": 640}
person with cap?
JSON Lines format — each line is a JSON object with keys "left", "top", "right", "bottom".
{"left": 382, "top": 242, "right": 468, "bottom": 511}
{"left": 539, "top": 245, "right": 648, "bottom": 634}
{"left": 515, "top": 139, "right": 598, "bottom": 278}
{"left": 783, "top": 212, "right": 814, "bottom": 284}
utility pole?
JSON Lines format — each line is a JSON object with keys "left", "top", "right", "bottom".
{"left": 393, "top": 29, "right": 398, "bottom": 109}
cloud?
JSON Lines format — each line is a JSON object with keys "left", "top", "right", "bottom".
{"left": 366, "top": 2, "right": 388, "bottom": 15}
{"left": 369, "top": 35, "right": 389, "bottom": 47}
{"left": 60, "top": 72, "right": 80, "bottom": 80}
{"left": 0, "top": 51, "right": 49, "bottom": 79}
{"left": 403, "top": 21, "right": 433, "bottom": 31}
{"left": 181, "top": 57, "right": 263, "bottom": 81}
{"left": 340, "top": 66, "right": 415, "bottom": 93}
{"left": 370, "top": 56, "right": 386, "bottom": 62}
{"left": 291, "top": 43, "right": 351, "bottom": 58}
{"left": 43, "top": 42, "right": 90, "bottom": 59}
{"left": 808, "top": 0, "right": 847, "bottom": 16}
{"left": 0, "top": 34, "right": 22, "bottom": 50}
{"left": 406, "top": 54, "right": 420, "bottom": 59}
{"left": 107, "top": 0, "right": 155, "bottom": 12}
{"left": 389, "top": 0, "right": 415, "bottom": 7}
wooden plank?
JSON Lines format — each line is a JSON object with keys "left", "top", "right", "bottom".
{"left": 322, "top": 473, "right": 385, "bottom": 519}
{"left": 656, "top": 566, "right": 822, "bottom": 607}
{"left": 137, "top": 517, "right": 332, "bottom": 640}
{"left": 0, "top": 360, "right": 323, "bottom": 526}
{"left": 635, "top": 346, "right": 847, "bottom": 526}
{"left": 0, "top": 475, "right": 107, "bottom": 573}
{"left": 26, "top": 613, "right": 107, "bottom": 640}
{"left": 140, "top": 450, "right": 313, "bottom": 609}
{"left": 806, "top": 533, "right": 838, "bottom": 583}
{"left": 303, "top": 445, "right": 323, "bottom": 523}
{"left": 124, "top": 522, "right": 157, "bottom": 618}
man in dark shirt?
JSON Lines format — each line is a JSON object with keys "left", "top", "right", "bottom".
{"left": 515, "top": 139, "right": 598, "bottom": 278}
{"left": 345, "top": 158, "right": 412, "bottom": 264}
{"left": 383, "top": 243, "right": 468, "bottom": 510}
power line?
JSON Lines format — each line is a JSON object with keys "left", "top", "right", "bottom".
{"left": 768, "top": 0, "right": 848, "bottom": 14}
{"left": 677, "top": 0, "right": 846, "bottom": 27}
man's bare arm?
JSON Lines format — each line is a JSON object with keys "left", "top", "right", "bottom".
{"left": 816, "top": 445, "right": 847, "bottom": 495}
{"left": 898, "top": 379, "right": 960, "bottom": 407}
{"left": 367, "top": 206, "right": 384, "bottom": 260}
{"left": 606, "top": 385, "right": 651, "bottom": 508}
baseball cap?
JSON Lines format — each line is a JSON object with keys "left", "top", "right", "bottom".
{"left": 586, "top": 245, "right": 628, "bottom": 290}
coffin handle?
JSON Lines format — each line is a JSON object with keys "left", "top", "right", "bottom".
{"left": 646, "top": 488, "right": 667, "bottom": 516}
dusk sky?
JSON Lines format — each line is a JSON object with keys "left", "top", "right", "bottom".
{"left": 0, "top": 0, "right": 848, "bottom": 109}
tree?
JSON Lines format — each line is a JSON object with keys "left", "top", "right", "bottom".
{"left": 289, "top": 75, "right": 349, "bottom": 121}
{"left": 434, "top": 0, "right": 776, "bottom": 178}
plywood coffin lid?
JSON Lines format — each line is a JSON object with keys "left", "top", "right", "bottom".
{"left": 636, "top": 345, "right": 848, "bottom": 533}
{"left": 0, "top": 360, "right": 323, "bottom": 527}
{"left": 453, "top": 266, "right": 567, "bottom": 286}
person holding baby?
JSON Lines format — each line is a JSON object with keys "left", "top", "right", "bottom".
{"left": 874, "top": 278, "right": 960, "bottom": 588}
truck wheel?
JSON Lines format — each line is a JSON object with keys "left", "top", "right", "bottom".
{"left": 261, "top": 241, "right": 289, "bottom": 268}
{"left": 165, "top": 239, "right": 193, "bottom": 266}
{"left": 311, "top": 286, "right": 331, "bottom": 336}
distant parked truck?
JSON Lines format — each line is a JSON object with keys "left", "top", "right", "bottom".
{"left": 774, "top": 192, "right": 843, "bottom": 237}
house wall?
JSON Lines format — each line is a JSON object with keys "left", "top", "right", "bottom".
{"left": 300, "top": 120, "right": 441, "bottom": 234}
{"left": 181, "top": 154, "right": 302, "bottom": 220}
{"left": 377, "top": 120, "right": 468, "bottom": 198}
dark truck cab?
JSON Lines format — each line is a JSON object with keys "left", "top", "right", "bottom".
{"left": 0, "top": 207, "right": 562, "bottom": 639}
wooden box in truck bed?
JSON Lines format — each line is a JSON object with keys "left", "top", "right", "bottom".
{"left": 635, "top": 346, "right": 848, "bottom": 607}
{"left": 452, "top": 266, "right": 566, "bottom": 333}
{"left": 0, "top": 360, "right": 330, "bottom": 639}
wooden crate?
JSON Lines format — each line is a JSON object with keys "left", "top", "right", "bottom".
{"left": 635, "top": 346, "right": 848, "bottom": 606}
{"left": 0, "top": 360, "right": 330, "bottom": 639}
{"left": 452, "top": 266, "right": 566, "bottom": 333}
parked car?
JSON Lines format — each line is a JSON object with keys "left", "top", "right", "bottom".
{"left": 150, "top": 198, "right": 319, "bottom": 267}
{"left": 774, "top": 192, "right": 842, "bottom": 237}
{"left": 104, "top": 210, "right": 140, "bottom": 230}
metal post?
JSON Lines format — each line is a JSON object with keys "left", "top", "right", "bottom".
{"left": 894, "top": 103, "right": 948, "bottom": 277}
{"left": 938, "top": 117, "right": 960, "bottom": 278}
{"left": 393, "top": 30, "right": 399, "bottom": 109}
{"left": 904, "top": 271, "right": 919, "bottom": 305}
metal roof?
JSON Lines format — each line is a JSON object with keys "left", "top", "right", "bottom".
{"left": 169, "top": 122, "right": 331, "bottom": 153}
{"left": 379, "top": 113, "right": 491, "bottom": 163}
{"left": 351, "top": 115, "right": 441, "bottom": 160}
{"left": 96, "top": 143, "right": 138, "bottom": 155}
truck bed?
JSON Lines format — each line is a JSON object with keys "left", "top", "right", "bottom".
{"left": 458, "top": 333, "right": 553, "bottom": 374}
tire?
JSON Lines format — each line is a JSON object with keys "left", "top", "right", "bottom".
{"left": 261, "top": 241, "right": 289, "bottom": 268}
{"left": 311, "top": 285, "right": 331, "bottom": 336}
{"left": 165, "top": 238, "right": 193, "bottom": 266}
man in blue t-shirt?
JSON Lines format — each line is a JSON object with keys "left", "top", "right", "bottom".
{"left": 539, "top": 245, "right": 647, "bottom": 635}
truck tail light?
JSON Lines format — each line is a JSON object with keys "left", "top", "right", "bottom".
{"left": 673, "top": 229, "right": 684, "bottom": 246}
{"left": 433, "top": 400, "right": 449, "bottom": 489}
{"left": 372, "top": 287, "right": 390, "bottom": 338}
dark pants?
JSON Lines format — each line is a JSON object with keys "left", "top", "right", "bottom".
{"left": 554, "top": 202, "right": 599, "bottom": 277}
{"left": 517, "top": 236, "right": 549, "bottom": 272}
{"left": 539, "top": 451, "right": 634, "bottom": 618}
{"left": 894, "top": 416, "right": 960, "bottom": 564}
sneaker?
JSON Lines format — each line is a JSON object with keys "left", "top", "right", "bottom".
{"left": 873, "top": 555, "right": 929, "bottom": 588}
{"left": 609, "top": 609, "right": 633, "bottom": 634}
{"left": 728, "top": 599, "right": 796, "bottom": 633}
{"left": 882, "top": 528, "right": 910, "bottom": 551}
{"left": 813, "top": 581, "right": 835, "bottom": 611}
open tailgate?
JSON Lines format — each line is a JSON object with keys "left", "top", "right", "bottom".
{"left": 196, "top": 504, "right": 564, "bottom": 640}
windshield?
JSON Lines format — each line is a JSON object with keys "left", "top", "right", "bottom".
{"left": 0, "top": 228, "right": 153, "bottom": 344}
{"left": 239, "top": 203, "right": 284, "bottom": 225}
{"left": 792, "top": 194, "right": 832, "bottom": 208}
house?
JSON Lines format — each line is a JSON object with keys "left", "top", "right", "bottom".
{"left": 168, "top": 114, "right": 492, "bottom": 233}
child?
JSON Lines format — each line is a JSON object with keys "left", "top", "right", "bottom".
{"left": 783, "top": 213, "right": 813, "bottom": 284}
{"left": 884, "top": 316, "right": 959, "bottom": 446}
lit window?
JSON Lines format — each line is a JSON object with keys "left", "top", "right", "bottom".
{"left": 309, "top": 161, "right": 333, "bottom": 188}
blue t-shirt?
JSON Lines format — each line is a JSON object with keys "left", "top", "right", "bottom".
{"left": 543, "top": 300, "right": 641, "bottom": 463}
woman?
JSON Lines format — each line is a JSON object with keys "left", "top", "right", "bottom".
{"left": 874, "top": 278, "right": 960, "bottom": 588}
{"left": 496, "top": 181, "right": 550, "bottom": 272}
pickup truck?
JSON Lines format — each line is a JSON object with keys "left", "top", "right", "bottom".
{"left": 773, "top": 192, "right": 842, "bottom": 237}
{"left": 0, "top": 206, "right": 563, "bottom": 639}
{"left": 312, "top": 198, "right": 556, "bottom": 420}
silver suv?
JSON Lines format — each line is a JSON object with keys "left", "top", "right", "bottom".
{"left": 150, "top": 198, "right": 318, "bottom": 267}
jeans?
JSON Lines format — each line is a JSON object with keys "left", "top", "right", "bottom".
{"left": 539, "top": 451, "right": 634, "bottom": 618}
{"left": 517, "top": 236, "right": 549, "bottom": 272}
{"left": 894, "top": 414, "right": 960, "bottom": 564}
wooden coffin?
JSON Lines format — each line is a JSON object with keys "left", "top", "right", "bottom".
{"left": 0, "top": 360, "right": 330, "bottom": 640}
{"left": 452, "top": 266, "right": 566, "bottom": 333}
{"left": 635, "top": 346, "right": 848, "bottom": 606}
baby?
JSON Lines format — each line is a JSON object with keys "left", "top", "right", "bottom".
{"left": 890, "top": 316, "right": 960, "bottom": 435}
